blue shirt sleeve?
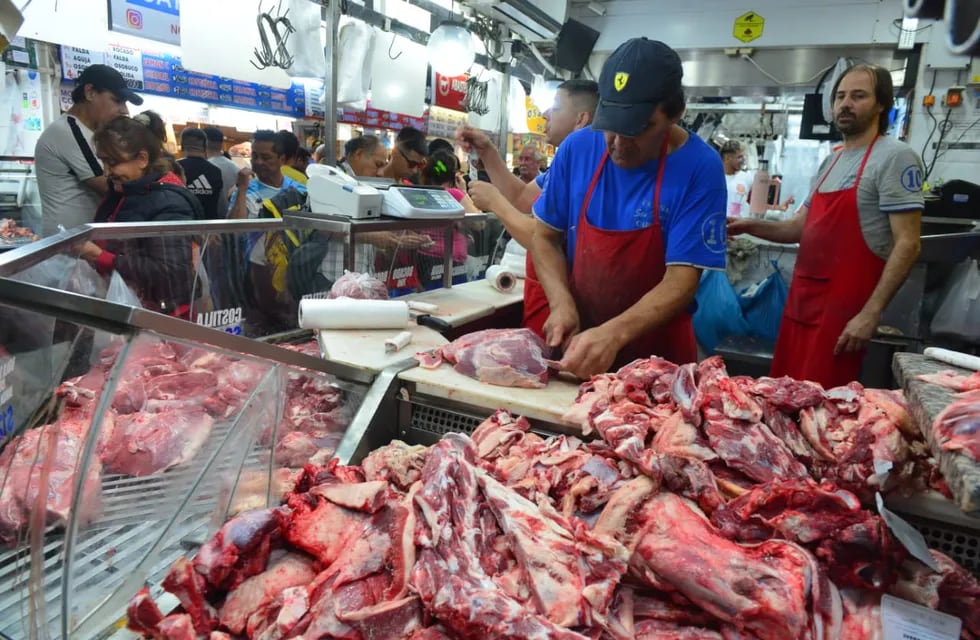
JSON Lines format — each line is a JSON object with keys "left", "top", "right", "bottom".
{"left": 663, "top": 158, "right": 728, "bottom": 269}
{"left": 533, "top": 142, "right": 570, "bottom": 231}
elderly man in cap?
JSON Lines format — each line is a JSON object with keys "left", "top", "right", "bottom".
{"left": 533, "top": 38, "right": 727, "bottom": 378}
{"left": 34, "top": 64, "right": 143, "bottom": 236}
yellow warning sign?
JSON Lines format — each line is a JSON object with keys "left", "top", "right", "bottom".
{"left": 733, "top": 11, "right": 765, "bottom": 43}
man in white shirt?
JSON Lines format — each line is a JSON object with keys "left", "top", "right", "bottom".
{"left": 720, "top": 140, "right": 754, "bottom": 218}
{"left": 34, "top": 64, "right": 141, "bottom": 236}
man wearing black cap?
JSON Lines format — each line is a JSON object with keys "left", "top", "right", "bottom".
{"left": 34, "top": 64, "right": 142, "bottom": 236}
{"left": 533, "top": 38, "right": 727, "bottom": 378}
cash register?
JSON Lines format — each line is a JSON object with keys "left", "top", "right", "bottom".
{"left": 306, "top": 165, "right": 464, "bottom": 220}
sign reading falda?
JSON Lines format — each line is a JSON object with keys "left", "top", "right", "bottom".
{"left": 109, "top": 0, "right": 181, "bottom": 46}
{"left": 432, "top": 71, "right": 468, "bottom": 112}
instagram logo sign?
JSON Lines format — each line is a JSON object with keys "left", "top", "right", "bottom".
{"left": 126, "top": 9, "right": 143, "bottom": 29}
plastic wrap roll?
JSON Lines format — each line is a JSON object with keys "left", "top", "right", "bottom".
{"left": 485, "top": 265, "right": 517, "bottom": 293}
{"left": 298, "top": 298, "right": 409, "bottom": 330}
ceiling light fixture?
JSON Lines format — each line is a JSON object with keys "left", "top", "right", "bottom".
{"left": 427, "top": 20, "right": 476, "bottom": 77}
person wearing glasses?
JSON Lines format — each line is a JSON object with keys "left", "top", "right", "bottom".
{"left": 533, "top": 38, "right": 727, "bottom": 378}
{"left": 381, "top": 126, "right": 427, "bottom": 183}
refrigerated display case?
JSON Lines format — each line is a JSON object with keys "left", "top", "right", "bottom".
{"left": 0, "top": 276, "right": 382, "bottom": 639}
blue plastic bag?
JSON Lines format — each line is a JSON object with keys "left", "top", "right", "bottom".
{"left": 694, "top": 270, "right": 752, "bottom": 353}
{"left": 739, "top": 261, "right": 788, "bottom": 341}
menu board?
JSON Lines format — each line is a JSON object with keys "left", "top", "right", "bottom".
{"left": 61, "top": 45, "right": 312, "bottom": 118}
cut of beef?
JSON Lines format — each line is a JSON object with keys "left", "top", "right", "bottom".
{"left": 416, "top": 329, "right": 550, "bottom": 388}
{"left": 749, "top": 376, "right": 825, "bottom": 412}
{"left": 162, "top": 557, "right": 217, "bottom": 634}
{"left": 918, "top": 369, "right": 980, "bottom": 392}
{"left": 702, "top": 409, "right": 809, "bottom": 483}
{"left": 361, "top": 440, "right": 428, "bottom": 491}
{"left": 194, "top": 508, "right": 281, "bottom": 592}
{"left": 101, "top": 409, "right": 214, "bottom": 476}
{"left": 218, "top": 552, "right": 316, "bottom": 634}
{"left": 891, "top": 550, "right": 980, "bottom": 636}
{"left": 627, "top": 493, "right": 840, "bottom": 640}
{"left": 710, "top": 479, "right": 905, "bottom": 590}
{"left": 932, "top": 389, "right": 980, "bottom": 460}
{"left": 157, "top": 614, "right": 197, "bottom": 640}
{"left": 126, "top": 587, "right": 166, "bottom": 636}
{"left": 0, "top": 420, "right": 103, "bottom": 545}
{"left": 328, "top": 271, "right": 389, "bottom": 300}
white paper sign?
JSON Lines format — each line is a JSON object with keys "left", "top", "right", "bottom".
{"left": 61, "top": 47, "right": 107, "bottom": 81}
{"left": 881, "top": 595, "right": 961, "bottom": 640}
{"left": 876, "top": 493, "right": 941, "bottom": 571}
{"left": 107, "top": 44, "right": 145, "bottom": 90}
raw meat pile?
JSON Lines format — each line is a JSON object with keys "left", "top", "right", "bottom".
{"left": 326, "top": 271, "right": 389, "bottom": 300}
{"left": 0, "top": 339, "right": 348, "bottom": 546}
{"left": 565, "top": 356, "right": 942, "bottom": 504}
{"left": 126, "top": 407, "right": 980, "bottom": 640}
{"left": 416, "top": 328, "right": 551, "bottom": 388}
{"left": 932, "top": 389, "right": 980, "bottom": 461}
{"left": 919, "top": 369, "right": 980, "bottom": 392}
{"left": 0, "top": 218, "right": 39, "bottom": 243}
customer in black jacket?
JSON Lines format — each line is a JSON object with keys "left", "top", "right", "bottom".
{"left": 78, "top": 111, "right": 203, "bottom": 318}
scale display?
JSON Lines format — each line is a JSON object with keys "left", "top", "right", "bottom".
{"left": 382, "top": 186, "right": 465, "bottom": 219}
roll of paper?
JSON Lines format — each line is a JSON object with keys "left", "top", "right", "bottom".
{"left": 486, "top": 265, "right": 517, "bottom": 293}
{"left": 298, "top": 298, "right": 409, "bottom": 330}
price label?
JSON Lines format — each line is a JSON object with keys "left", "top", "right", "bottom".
{"left": 107, "top": 44, "right": 144, "bottom": 90}
{"left": 881, "top": 595, "right": 961, "bottom": 640}
{"left": 60, "top": 46, "right": 106, "bottom": 80}
{"left": 876, "top": 493, "right": 940, "bottom": 571}
{"left": 222, "top": 325, "right": 243, "bottom": 336}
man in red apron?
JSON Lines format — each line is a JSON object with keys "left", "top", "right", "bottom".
{"left": 532, "top": 39, "right": 728, "bottom": 378}
{"left": 457, "top": 80, "right": 600, "bottom": 337}
{"left": 728, "top": 64, "right": 923, "bottom": 388}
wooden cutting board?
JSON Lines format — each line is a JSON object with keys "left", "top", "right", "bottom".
{"left": 318, "top": 325, "right": 448, "bottom": 374}
{"left": 398, "top": 364, "right": 581, "bottom": 429}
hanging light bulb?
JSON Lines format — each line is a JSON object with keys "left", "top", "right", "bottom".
{"left": 427, "top": 21, "right": 476, "bottom": 77}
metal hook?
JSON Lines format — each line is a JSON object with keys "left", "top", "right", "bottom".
{"left": 388, "top": 33, "right": 403, "bottom": 60}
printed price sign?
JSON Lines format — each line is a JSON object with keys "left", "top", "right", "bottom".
{"left": 881, "top": 595, "right": 961, "bottom": 640}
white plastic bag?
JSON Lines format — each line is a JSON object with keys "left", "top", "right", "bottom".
{"left": 284, "top": 0, "right": 326, "bottom": 78}
{"left": 931, "top": 258, "right": 980, "bottom": 343}
{"left": 336, "top": 18, "right": 374, "bottom": 110}
{"left": 106, "top": 271, "right": 143, "bottom": 308}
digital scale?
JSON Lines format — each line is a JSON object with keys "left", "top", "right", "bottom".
{"left": 380, "top": 185, "right": 464, "bottom": 219}
{"left": 305, "top": 165, "right": 464, "bottom": 220}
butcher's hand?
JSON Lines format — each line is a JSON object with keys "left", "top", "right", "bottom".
{"left": 78, "top": 240, "right": 103, "bottom": 262}
{"left": 468, "top": 180, "right": 504, "bottom": 212}
{"left": 455, "top": 125, "right": 492, "bottom": 156}
{"left": 834, "top": 309, "right": 878, "bottom": 355}
{"left": 543, "top": 303, "right": 579, "bottom": 350}
{"left": 559, "top": 326, "right": 622, "bottom": 379}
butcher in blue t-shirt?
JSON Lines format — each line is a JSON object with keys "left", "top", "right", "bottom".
{"left": 532, "top": 38, "right": 727, "bottom": 378}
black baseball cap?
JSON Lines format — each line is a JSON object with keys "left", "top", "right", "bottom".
{"left": 76, "top": 64, "right": 144, "bottom": 105}
{"left": 592, "top": 38, "right": 682, "bottom": 137}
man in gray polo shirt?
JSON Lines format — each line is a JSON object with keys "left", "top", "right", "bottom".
{"left": 34, "top": 64, "right": 143, "bottom": 236}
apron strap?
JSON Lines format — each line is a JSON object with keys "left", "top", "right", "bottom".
{"left": 814, "top": 135, "right": 879, "bottom": 192}
{"left": 578, "top": 131, "right": 673, "bottom": 227}
{"left": 651, "top": 132, "right": 671, "bottom": 225}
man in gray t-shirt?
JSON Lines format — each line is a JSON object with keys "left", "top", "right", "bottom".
{"left": 729, "top": 63, "right": 923, "bottom": 387}
{"left": 34, "top": 65, "right": 142, "bottom": 236}
{"left": 805, "top": 134, "right": 923, "bottom": 259}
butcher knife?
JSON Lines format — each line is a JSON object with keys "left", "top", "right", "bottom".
{"left": 411, "top": 312, "right": 452, "bottom": 333}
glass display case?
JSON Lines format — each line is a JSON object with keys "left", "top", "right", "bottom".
{"left": 0, "top": 216, "right": 487, "bottom": 342}
{"left": 0, "top": 277, "right": 375, "bottom": 639}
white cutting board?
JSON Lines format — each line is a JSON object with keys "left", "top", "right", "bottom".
{"left": 398, "top": 364, "right": 581, "bottom": 428}
{"left": 400, "top": 288, "right": 496, "bottom": 327}
{"left": 318, "top": 325, "right": 448, "bottom": 374}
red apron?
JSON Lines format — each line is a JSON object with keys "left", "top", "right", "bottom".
{"left": 522, "top": 255, "right": 548, "bottom": 338}
{"left": 770, "top": 137, "right": 883, "bottom": 388}
{"left": 569, "top": 135, "right": 697, "bottom": 370}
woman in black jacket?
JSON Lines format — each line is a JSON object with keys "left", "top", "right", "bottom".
{"left": 79, "top": 111, "right": 202, "bottom": 318}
